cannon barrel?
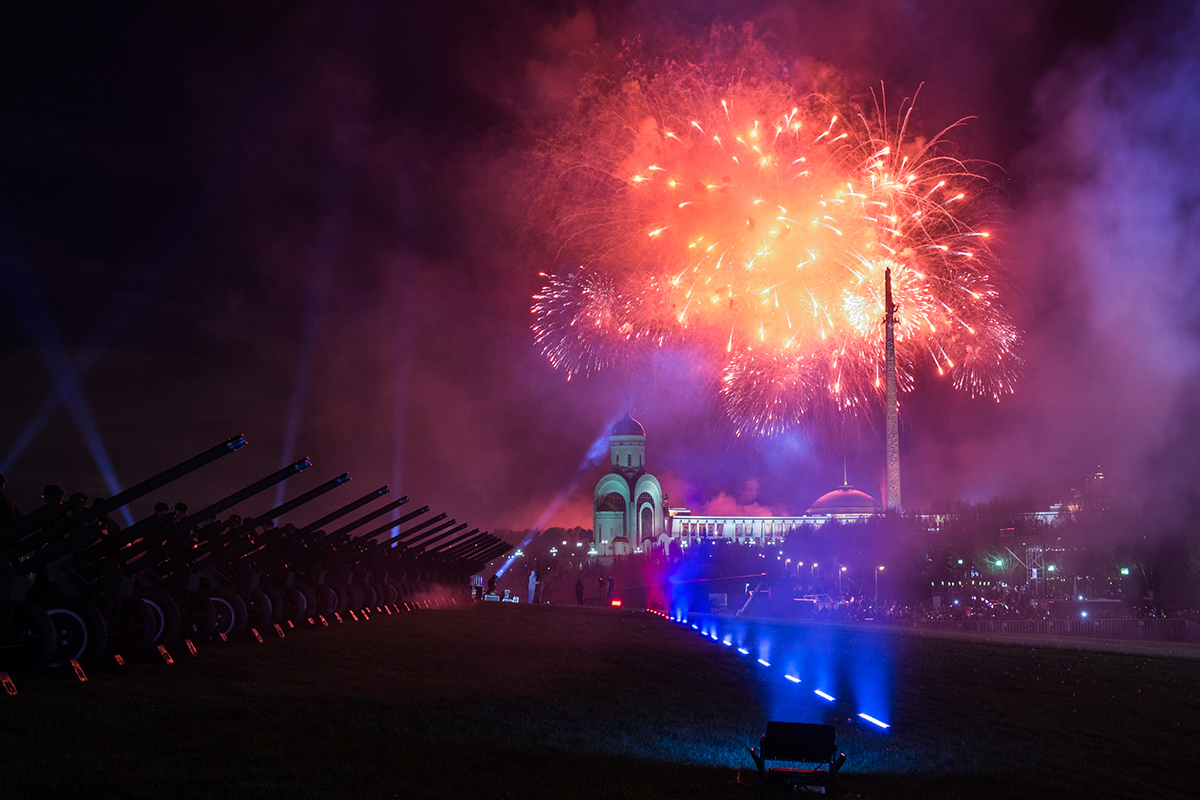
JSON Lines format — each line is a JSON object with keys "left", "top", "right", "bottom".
{"left": 184, "top": 457, "right": 311, "bottom": 526}
{"left": 443, "top": 533, "right": 496, "bottom": 558}
{"left": 386, "top": 512, "right": 447, "bottom": 544}
{"left": 297, "top": 486, "right": 389, "bottom": 535}
{"left": 0, "top": 434, "right": 247, "bottom": 546}
{"left": 427, "top": 527, "right": 479, "bottom": 553}
{"left": 359, "top": 507, "right": 432, "bottom": 541}
{"left": 413, "top": 523, "right": 469, "bottom": 552}
{"left": 159, "top": 474, "right": 349, "bottom": 571}
{"left": 328, "top": 497, "right": 412, "bottom": 538}
{"left": 454, "top": 542, "right": 509, "bottom": 568}
{"left": 93, "top": 434, "right": 248, "bottom": 521}
{"left": 462, "top": 543, "right": 512, "bottom": 569}
{"left": 244, "top": 472, "right": 351, "bottom": 529}
{"left": 402, "top": 518, "right": 458, "bottom": 548}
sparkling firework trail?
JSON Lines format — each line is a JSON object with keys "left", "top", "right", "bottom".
{"left": 532, "top": 48, "right": 1019, "bottom": 436}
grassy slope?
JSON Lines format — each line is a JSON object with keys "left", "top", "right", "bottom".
{"left": 1, "top": 605, "right": 1197, "bottom": 799}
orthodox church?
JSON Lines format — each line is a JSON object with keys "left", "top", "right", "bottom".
{"left": 592, "top": 412, "right": 665, "bottom": 556}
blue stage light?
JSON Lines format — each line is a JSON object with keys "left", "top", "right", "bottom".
{"left": 814, "top": 690, "right": 835, "bottom": 701}
{"left": 858, "top": 713, "right": 890, "bottom": 729}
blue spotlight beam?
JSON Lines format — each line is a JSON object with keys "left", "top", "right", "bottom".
{"left": 0, "top": 217, "right": 131, "bottom": 522}
{"left": 273, "top": 157, "right": 351, "bottom": 508}
{"left": 496, "top": 406, "right": 627, "bottom": 577}
{"left": 1, "top": 204, "right": 193, "bottom": 474}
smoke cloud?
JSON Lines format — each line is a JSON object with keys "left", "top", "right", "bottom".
{"left": 2, "top": 2, "right": 1197, "bottom": 535}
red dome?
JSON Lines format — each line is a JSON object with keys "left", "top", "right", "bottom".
{"left": 805, "top": 486, "right": 881, "bottom": 516}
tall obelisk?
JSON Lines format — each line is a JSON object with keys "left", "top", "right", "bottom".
{"left": 885, "top": 267, "right": 902, "bottom": 511}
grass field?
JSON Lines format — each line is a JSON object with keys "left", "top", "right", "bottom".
{"left": 1, "top": 603, "right": 1197, "bottom": 799}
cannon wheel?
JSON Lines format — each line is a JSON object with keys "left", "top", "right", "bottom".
{"left": 260, "top": 584, "right": 284, "bottom": 627}
{"left": 376, "top": 578, "right": 398, "bottom": 607}
{"left": 136, "top": 588, "right": 181, "bottom": 645}
{"left": 104, "top": 597, "right": 156, "bottom": 658}
{"left": 180, "top": 590, "right": 217, "bottom": 642}
{"left": 282, "top": 582, "right": 317, "bottom": 623}
{"left": 364, "top": 579, "right": 385, "bottom": 611}
{"left": 244, "top": 587, "right": 273, "bottom": 631}
{"left": 45, "top": 595, "right": 108, "bottom": 668}
{"left": 313, "top": 583, "right": 337, "bottom": 617}
{"left": 323, "top": 578, "right": 349, "bottom": 615}
{"left": 0, "top": 599, "right": 56, "bottom": 675}
{"left": 204, "top": 586, "right": 247, "bottom": 641}
{"left": 344, "top": 582, "right": 364, "bottom": 614}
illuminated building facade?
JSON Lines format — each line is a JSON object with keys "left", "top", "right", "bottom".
{"left": 667, "top": 484, "right": 883, "bottom": 549}
{"left": 592, "top": 412, "right": 665, "bottom": 556}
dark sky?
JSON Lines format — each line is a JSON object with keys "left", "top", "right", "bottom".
{"left": 1, "top": 0, "right": 1198, "bottom": 532}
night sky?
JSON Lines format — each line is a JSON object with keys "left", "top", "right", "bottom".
{"left": 2, "top": 1, "right": 1198, "bottom": 533}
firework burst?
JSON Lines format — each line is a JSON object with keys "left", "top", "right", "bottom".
{"left": 531, "top": 41, "right": 1019, "bottom": 435}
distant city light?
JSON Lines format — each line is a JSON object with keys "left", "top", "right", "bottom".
{"left": 1081, "top": 611, "right": 1088, "bottom": 618}
{"left": 1047, "top": 565, "right": 1056, "bottom": 572}
{"left": 1121, "top": 567, "right": 1130, "bottom": 575}
{"left": 814, "top": 690, "right": 835, "bottom": 701}
{"left": 995, "top": 559, "right": 1003, "bottom": 567}
{"left": 858, "top": 713, "right": 890, "bottom": 729}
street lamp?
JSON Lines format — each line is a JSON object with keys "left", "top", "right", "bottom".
{"left": 839, "top": 566, "right": 846, "bottom": 595}
{"left": 875, "top": 566, "right": 885, "bottom": 605}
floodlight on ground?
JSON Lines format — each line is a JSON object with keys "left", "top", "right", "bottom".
{"left": 610, "top": 599, "right": 621, "bottom": 607}
{"left": 785, "top": 675, "right": 801, "bottom": 683}
{"left": 757, "top": 659, "right": 771, "bottom": 667}
{"left": 691, "top": 624, "right": 699, "bottom": 630}
{"left": 745, "top": 721, "right": 845, "bottom": 790}
{"left": 814, "top": 690, "right": 835, "bottom": 701}
{"left": 858, "top": 713, "right": 890, "bottom": 729}
{"left": 738, "top": 647, "right": 750, "bottom": 655}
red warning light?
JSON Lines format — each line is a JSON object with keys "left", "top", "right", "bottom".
{"left": 610, "top": 599, "right": 622, "bottom": 607}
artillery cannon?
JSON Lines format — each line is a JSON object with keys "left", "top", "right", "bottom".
{"left": 0, "top": 435, "right": 247, "bottom": 673}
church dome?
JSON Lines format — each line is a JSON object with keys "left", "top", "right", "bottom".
{"left": 611, "top": 412, "right": 645, "bottom": 437}
{"left": 806, "top": 486, "right": 882, "bottom": 516}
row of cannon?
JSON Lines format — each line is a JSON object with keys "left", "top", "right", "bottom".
{"left": 0, "top": 435, "right": 512, "bottom": 675}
